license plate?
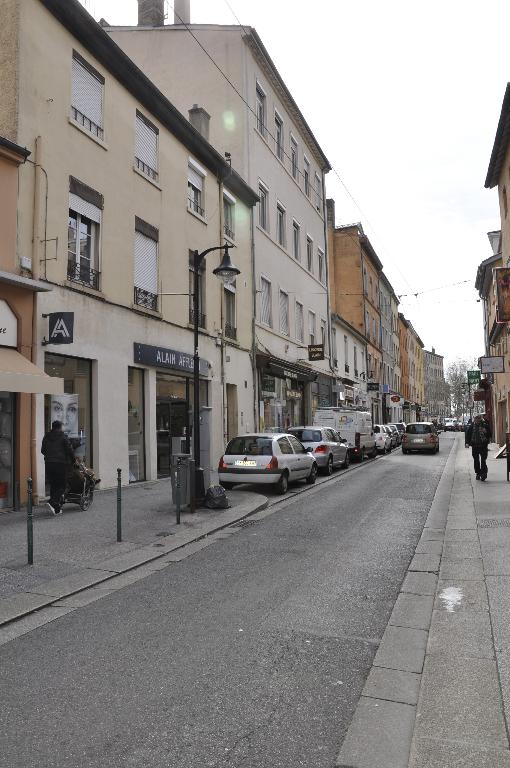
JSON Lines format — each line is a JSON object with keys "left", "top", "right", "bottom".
{"left": 235, "top": 460, "right": 257, "bottom": 467}
{"left": 414, "top": 439, "right": 424, "bottom": 443}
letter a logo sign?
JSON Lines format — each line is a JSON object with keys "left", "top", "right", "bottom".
{"left": 48, "top": 312, "right": 74, "bottom": 345}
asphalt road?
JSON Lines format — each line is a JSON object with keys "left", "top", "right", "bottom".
{"left": 0, "top": 435, "right": 454, "bottom": 768}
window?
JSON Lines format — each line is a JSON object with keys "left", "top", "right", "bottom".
{"left": 291, "top": 135, "right": 298, "bottom": 180}
{"left": 295, "top": 301, "right": 304, "bottom": 342}
{"left": 258, "top": 183, "right": 269, "bottom": 231}
{"left": 276, "top": 203, "right": 286, "bottom": 247}
{"left": 223, "top": 193, "right": 235, "bottom": 240}
{"left": 135, "top": 112, "right": 158, "bottom": 181}
{"left": 321, "top": 319, "right": 328, "bottom": 353}
{"left": 314, "top": 172, "right": 322, "bottom": 211}
{"left": 304, "top": 156, "right": 310, "bottom": 196}
{"left": 293, "top": 221, "right": 300, "bottom": 260}
{"left": 188, "top": 160, "right": 206, "bottom": 217}
{"left": 309, "top": 311, "right": 316, "bottom": 345}
{"left": 67, "top": 178, "right": 102, "bottom": 290}
{"left": 278, "top": 436, "right": 293, "bottom": 454}
{"left": 318, "top": 249, "right": 325, "bottom": 284}
{"left": 256, "top": 83, "right": 266, "bottom": 136}
{"left": 189, "top": 251, "right": 206, "bottom": 328}
{"left": 332, "top": 327, "right": 337, "bottom": 365}
{"left": 279, "top": 290, "right": 289, "bottom": 336}
{"left": 260, "top": 277, "right": 272, "bottom": 326}
{"left": 307, "top": 236, "right": 313, "bottom": 272}
{"left": 288, "top": 435, "right": 306, "bottom": 454}
{"left": 134, "top": 218, "right": 159, "bottom": 311}
{"left": 365, "top": 310, "right": 370, "bottom": 334}
{"left": 224, "top": 284, "right": 236, "bottom": 339}
{"left": 71, "top": 52, "right": 104, "bottom": 140}
{"left": 354, "top": 345, "right": 358, "bottom": 377}
{"left": 275, "top": 112, "right": 284, "bottom": 160}
{"left": 344, "top": 335, "right": 349, "bottom": 372}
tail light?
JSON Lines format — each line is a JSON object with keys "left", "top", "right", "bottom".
{"left": 266, "top": 456, "right": 278, "bottom": 470}
{"left": 218, "top": 456, "right": 227, "bottom": 470}
{"left": 355, "top": 432, "right": 360, "bottom": 448}
{"left": 315, "top": 444, "right": 328, "bottom": 453}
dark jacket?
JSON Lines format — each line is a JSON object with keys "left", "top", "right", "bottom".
{"left": 466, "top": 419, "right": 491, "bottom": 447}
{"left": 41, "top": 429, "right": 75, "bottom": 465}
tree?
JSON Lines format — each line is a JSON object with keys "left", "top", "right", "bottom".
{"left": 446, "top": 358, "right": 479, "bottom": 418}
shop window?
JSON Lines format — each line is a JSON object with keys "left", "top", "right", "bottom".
{"left": 68, "top": 180, "right": 102, "bottom": 291}
{"left": 128, "top": 367, "right": 146, "bottom": 482}
{"left": 44, "top": 354, "right": 92, "bottom": 468}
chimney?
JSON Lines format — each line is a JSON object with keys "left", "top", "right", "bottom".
{"left": 174, "top": 0, "right": 191, "bottom": 24}
{"left": 189, "top": 104, "right": 210, "bottom": 141}
{"left": 326, "top": 198, "right": 336, "bottom": 229}
{"left": 138, "top": 0, "right": 164, "bottom": 27}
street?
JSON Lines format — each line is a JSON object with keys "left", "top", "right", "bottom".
{"left": 0, "top": 437, "right": 454, "bottom": 768}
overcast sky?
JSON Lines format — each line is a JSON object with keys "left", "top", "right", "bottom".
{"left": 79, "top": 0, "right": 507, "bottom": 370}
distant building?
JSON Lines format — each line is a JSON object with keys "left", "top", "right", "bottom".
{"left": 423, "top": 348, "right": 448, "bottom": 422}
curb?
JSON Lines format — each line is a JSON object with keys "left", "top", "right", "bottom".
{"left": 335, "top": 438, "right": 457, "bottom": 768}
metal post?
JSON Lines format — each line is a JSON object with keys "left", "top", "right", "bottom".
{"left": 189, "top": 457, "right": 195, "bottom": 514}
{"left": 193, "top": 249, "right": 204, "bottom": 503}
{"left": 175, "top": 458, "right": 181, "bottom": 525}
{"left": 116, "top": 468, "right": 122, "bottom": 542}
{"left": 27, "top": 477, "right": 33, "bottom": 565}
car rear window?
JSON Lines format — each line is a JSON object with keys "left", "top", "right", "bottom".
{"left": 225, "top": 437, "right": 273, "bottom": 455}
{"left": 289, "top": 429, "right": 322, "bottom": 442}
{"left": 407, "top": 424, "right": 432, "bottom": 434}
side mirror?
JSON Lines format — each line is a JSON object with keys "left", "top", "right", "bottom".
{"left": 305, "top": 446, "right": 313, "bottom": 452}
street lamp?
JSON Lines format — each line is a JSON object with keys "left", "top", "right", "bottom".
{"left": 192, "top": 243, "right": 240, "bottom": 501}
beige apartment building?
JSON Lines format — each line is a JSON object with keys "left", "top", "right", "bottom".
{"left": 399, "top": 314, "right": 424, "bottom": 422}
{"left": 423, "top": 348, "right": 448, "bottom": 423}
{"left": 108, "top": 0, "right": 333, "bottom": 430}
{"left": 0, "top": 0, "right": 258, "bottom": 495}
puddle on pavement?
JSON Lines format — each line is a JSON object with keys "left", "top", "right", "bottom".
{"left": 439, "top": 586, "right": 463, "bottom": 612}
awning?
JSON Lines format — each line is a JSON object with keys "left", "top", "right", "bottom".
{"left": 0, "top": 347, "right": 63, "bottom": 394}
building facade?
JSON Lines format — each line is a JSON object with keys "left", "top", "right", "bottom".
{"left": 108, "top": 1, "right": 334, "bottom": 431}
{"left": 423, "top": 348, "right": 448, "bottom": 423}
{"left": 1, "top": 0, "right": 259, "bottom": 497}
{"left": 399, "top": 314, "right": 424, "bottom": 422}
{"left": 330, "top": 314, "right": 369, "bottom": 409}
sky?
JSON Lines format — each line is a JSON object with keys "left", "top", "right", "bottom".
{"left": 79, "top": 0, "right": 507, "bottom": 371}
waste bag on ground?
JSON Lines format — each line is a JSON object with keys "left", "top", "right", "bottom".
{"left": 204, "top": 485, "right": 230, "bottom": 509}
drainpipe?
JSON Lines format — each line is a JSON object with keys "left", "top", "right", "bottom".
{"left": 219, "top": 180, "right": 227, "bottom": 446}
{"left": 321, "top": 174, "right": 336, "bottom": 404}
{"left": 250, "top": 207, "right": 258, "bottom": 431}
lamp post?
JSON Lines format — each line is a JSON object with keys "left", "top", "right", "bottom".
{"left": 192, "top": 243, "right": 240, "bottom": 501}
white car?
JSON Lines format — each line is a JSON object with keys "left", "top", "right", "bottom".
{"left": 218, "top": 433, "right": 318, "bottom": 494}
{"left": 374, "top": 424, "right": 392, "bottom": 453}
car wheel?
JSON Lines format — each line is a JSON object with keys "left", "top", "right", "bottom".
{"left": 402, "top": 448, "right": 408, "bottom": 454}
{"left": 306, "top": 463, "right": 317, "bottom": 484}
{"left": 370, "top": 446, "right": 377, "bottom": 458}
{"left": 220, "top": 482, "right": 234, "bottom": 490}
{"left": 343, "top": 452, "right": 350, "bottom": 469}
{"left": 361, "top": 448, "right": 366, "bottom": 462}
{"left": 276, "top": 472, "right": 289, "bottom": 495}
{"left": 322, "top": 455, "right": 333, "bottom": 476}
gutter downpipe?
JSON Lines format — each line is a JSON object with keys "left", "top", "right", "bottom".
{"left": 321, "top": 173, "right": 336, "bottom": 404}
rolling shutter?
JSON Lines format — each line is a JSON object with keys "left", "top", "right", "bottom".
{"left": 261, "top": 278, "right": 271, "bottom": 325}
{"left": 136, "top": 113, "right": 158, "bottom": 171}
{"left": 134, "top": 231, "right": 158, "bottom": 294}
{"left": 71, "top": 56, "right": 103, "bottom": 128}
{"left": 187, "top": 165, "right": 203, "bottom": 191}
{"left": 296, "top": 302, "right": 304, "bottom": 342}
{"left": 279, "top": 291, "right": 289, "bottom": 336}
{"left": 69, "top": 193, "right": 101, "bottom": 224}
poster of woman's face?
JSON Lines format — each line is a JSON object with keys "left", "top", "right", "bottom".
{"left": 51, "top": 394, "right": 79, "bottom": 437}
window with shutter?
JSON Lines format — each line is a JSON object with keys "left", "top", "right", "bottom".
{"left": 224, "top": 284, "right": 236, "bottom": 339}
{"left": 134, "top": 229, "right": 158, "bottom": 311}
{"left": 260, "top": 278, "right": 272, "bottom": 326}
{"left": 71, "top": 54, "right": 104, "bottom": 139}
{"left": 135, "top": 112, "right": 158, "bottom": 181}
{"left": 279, "top": 291, "right": 289, "bottom": 336}
{"left": 309, "top": 311, "right": 316, "bottom": 344}
{"left": 67, "top": 191, "right": 101, "bottom": 290}
{"left": 188, "top": 162, "right": 205, "bottom": 216}
{"left": 295, "top": 302, "right": 304, "bottom": 342}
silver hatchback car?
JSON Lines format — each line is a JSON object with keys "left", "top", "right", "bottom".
{"left": 402, "top": 422, "right": 440, "bottom": 454}
{"left": 287, "top": 427, "right": 349, "bottom": 475}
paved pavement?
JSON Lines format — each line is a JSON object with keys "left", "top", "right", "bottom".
{"left": 337, "top": 434, "right": 510, "bottom": 768}
{"left": 0, "top": 478, "right": 268, "bottom": 625}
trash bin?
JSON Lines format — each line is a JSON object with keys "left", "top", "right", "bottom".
{"left": 170, "top": 453, "right": 192, "bottom": 509}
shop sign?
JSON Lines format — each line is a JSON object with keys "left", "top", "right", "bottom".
{"left": 367, "top": 382, "right": 380, "bottom": 392}
{"left": 47, "top": 312, "right": 74, "bottom": 345}
{"left": 387, "top": 394, "right": 404, "bottom": 405}
{"left": 308, "top": 344, "right": 324, "bottom": 361}
{"left": 134, "top": 343, "right": 209, "bottom": 375}
{"left": 286, "top": 389, "right": 302, "bottom": 399}
{"left": 0, "top": 300, "right": 17, "bottom": 348}
{"left": 262, "top": 375, "right": 276, "bottom": 395}
{"left": 381, "top": 384, "right": 390, "bottom": 394}
{"left": 480, "top": 356, "right": 504, "bottom": 374}
{"left": 467, "top": 370, "right": 481, "bottom": 385}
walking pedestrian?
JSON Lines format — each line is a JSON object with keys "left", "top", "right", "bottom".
{"left": 465, "top": 414, "right": 491, "bottom": 481}
{"left": 41, "top": 420, "right": 75, "bottom": 514}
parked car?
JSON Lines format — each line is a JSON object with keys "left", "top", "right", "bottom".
{"left": 387, "top": 424, "right": 401, "bottom": 446}
{"left": 288, "top": 427, "right": 349, "bottom": 475}
{"left": 374, "top": 424, "right": 392, "bottom": 453}
{"left": 444, "top": 418, "right": 458, "bottom": 432}
{"left": 402, "top": 422, "right": 439, "bottom": 454}
{"left": 393, "top": 422, "right": 406, "bottom": 437}
{"left": 313, "top": 408, "right": 376, "bottom": 462}
{"left": 218, "top": 433, "right": 317, "bottom": 494}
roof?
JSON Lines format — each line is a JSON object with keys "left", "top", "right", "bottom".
{"left": 485, "top": 83, "right": 510, "bottom": 189}
{"left": 38, "top": 0, "right": 258, "bottom": 207}
{"left": 0, "top": 136, "right": 31, "bottom": 161}
{"left": 333, "top": 222, "right": 384, "bottom": 271}
{"left": 475, "top": 252, "right": 502, "bottom": 296}
{"left": 379, "top": 272, "right": 399, "bottom": 304}
{"left": 331, "top": 313, "right": 367, "bottom": 346}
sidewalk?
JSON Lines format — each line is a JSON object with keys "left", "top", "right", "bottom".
{"left": 0, "top": 478, "right": 267, "bottom": 627}
{"left": 336, "top": 436, "right": 510, "bottom": 768}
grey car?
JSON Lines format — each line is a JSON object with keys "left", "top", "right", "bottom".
{"left": 288, "top": 427, "right": 349, "bottom": 475}
{"left": 402, "top": 422, "right": 440, "bottom": 454}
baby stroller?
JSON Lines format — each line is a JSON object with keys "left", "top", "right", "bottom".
{"left": 62, "top": 460, "right": 100, "bottom": 511}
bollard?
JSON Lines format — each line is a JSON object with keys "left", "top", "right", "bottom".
{"left": 116, "top": 468, "right": 122, "bottom": 542}
{"left": 175, "top": 458, "right": 181, "bottom": 525}
{"left": 189, "top": 458, "right": 195, "bottom": 514}
{"left": 27, "top": 477, "right": 33, "bottom": 565}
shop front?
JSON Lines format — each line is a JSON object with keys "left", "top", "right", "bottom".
{"left": 257, "top": 356, "right": 315, "bottom": 431}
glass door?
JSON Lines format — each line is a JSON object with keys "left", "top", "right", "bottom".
{"left": 128, "top": 368, "right": 146, "bottom": 482}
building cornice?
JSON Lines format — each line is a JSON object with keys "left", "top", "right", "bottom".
{"left": 0, "top": 136, "right": 31, "bottom": 164}
{"left": 486, "top": 83, "right": 510, "bottom": 189}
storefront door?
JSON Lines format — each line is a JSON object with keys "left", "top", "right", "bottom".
{"left": 0, "top": 392, "right": 14, "bottom": 509}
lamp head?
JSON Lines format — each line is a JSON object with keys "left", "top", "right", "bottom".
{"left": 213, "top": 244, "right": 240, "bottom": 285}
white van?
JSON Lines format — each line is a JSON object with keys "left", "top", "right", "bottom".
{"left": 313, "top": 408, "right": 377, "bottom": 461}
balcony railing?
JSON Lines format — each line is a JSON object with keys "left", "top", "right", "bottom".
{"left": 189, "top": 308, "right": 206, "bottom": 328}
{"left": 71, "top": 106, "right": 104, "bottom": 140}
{"left": 224, "top": 323, "right": 237, "bottom": 340}
{"left": 224, "top": 224, "right": 235, "bottom": 240}
{"left": 135, "top": 157, "right": 159, "bottom": 182}
{"left": 67, "top": 260, "right": 100, "bottom": 290}
{"left": 134, "top": 286, "right": 158, "bottom": 311}
{"left": 187, "top": 197, "right": 205, "bottom": 217}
